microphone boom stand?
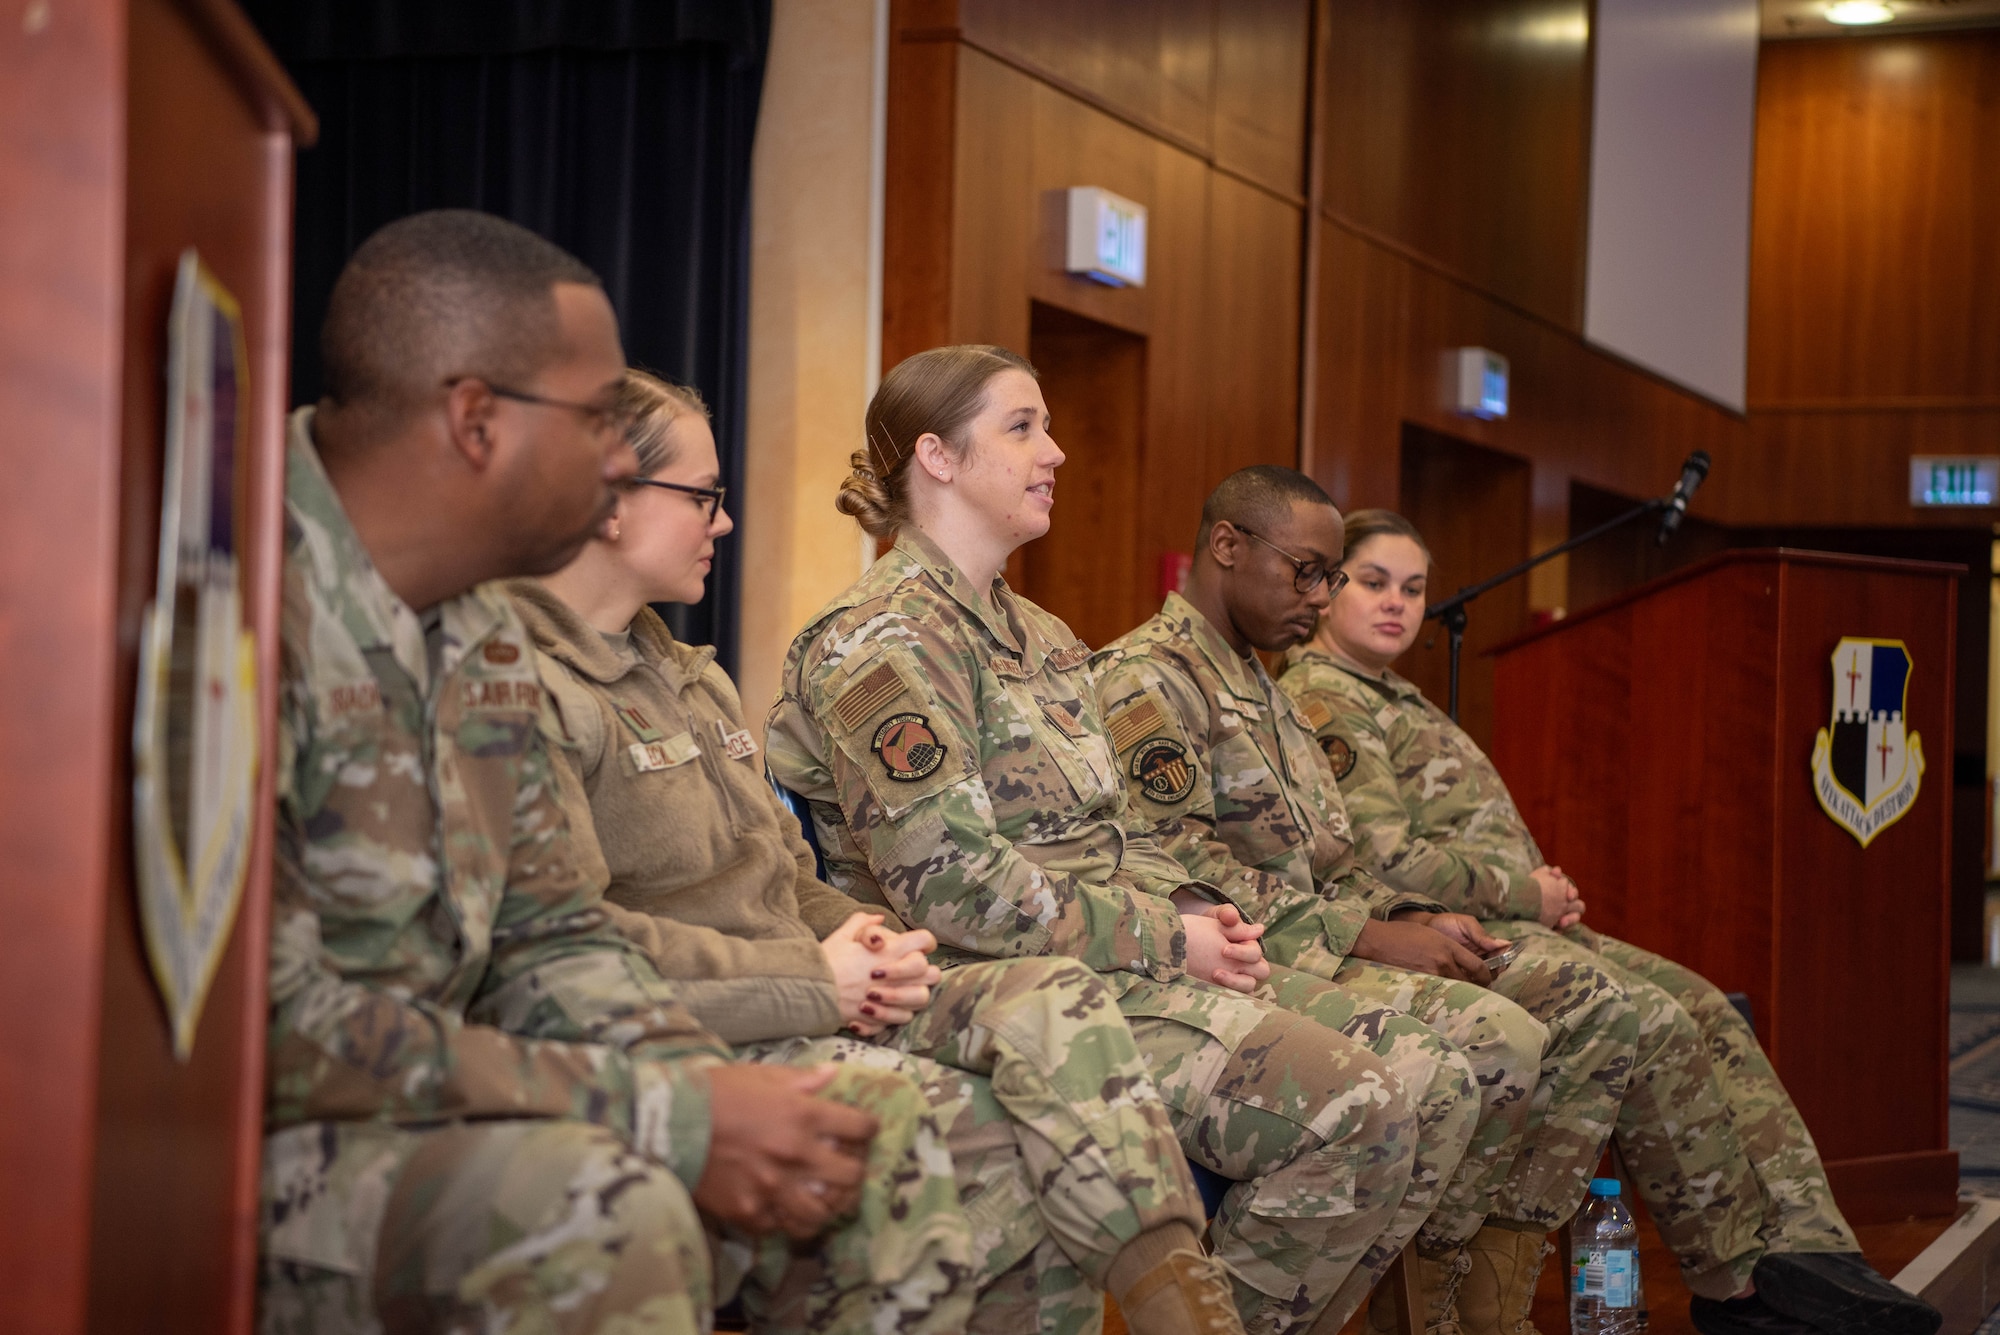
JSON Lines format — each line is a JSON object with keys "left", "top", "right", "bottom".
{"left": 1426, "top": 497, "right": 1668, "bottom": 721}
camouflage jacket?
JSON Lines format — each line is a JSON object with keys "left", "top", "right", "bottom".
{"left": 1277, "top": 646, "right": 1543, "bottom": 920}
{"left": 510, "top": 578, "right": 865, "bottom": 1046}
{"left": 1093, "top": 595, "right": 1433, "bottom": 973}
{"left": 270, "top": 410, "right": 726, "bottom": 1181}
{"left": 765, "top": 528, "right": 1190, "bottom": 981}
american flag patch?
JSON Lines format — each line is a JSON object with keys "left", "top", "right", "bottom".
{"left": 1300, "top": 696, "right": 1334, "bottom": 731}
{"left": 834, "top": 662, "right": 908, "bottom": 731}
{"left": 1106, "top": 695, "right": 1167, "bottom": 755}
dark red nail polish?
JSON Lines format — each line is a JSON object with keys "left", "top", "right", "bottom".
{"left": 860, "top": 1004, "right": 877, "bottom": 1017}
{"left": 866, "top": 991, "right": 882, "bottom": 1002}
{"left": 870, "top": 969, "right": 887, "bottom": 980}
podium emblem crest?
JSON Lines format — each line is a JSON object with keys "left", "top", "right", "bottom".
{"left": 1809, "top": 637, "right": 1924, "bottom": 848}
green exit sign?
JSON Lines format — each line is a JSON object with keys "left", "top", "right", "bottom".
{"left": 1911, "top": 456, "right": 1999, "bottom": 507}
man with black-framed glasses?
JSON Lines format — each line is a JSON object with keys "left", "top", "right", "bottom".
{"left": 264, "top": 209, "right": 977, "bottom": 1335}
{"left": 1096, "top": 465, "right": 1642, "bottom": 1335}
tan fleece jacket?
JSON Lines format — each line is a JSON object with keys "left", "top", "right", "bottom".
{"left": 508, "top": 578, "right": 867, "bottom": 1045}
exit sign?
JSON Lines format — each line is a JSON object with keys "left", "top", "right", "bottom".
{"left": 1911, "top": 456, "right": 2000, "bottom": 507}
{"left": 1065, "top": 187, "right": 1147, "bottom": 287}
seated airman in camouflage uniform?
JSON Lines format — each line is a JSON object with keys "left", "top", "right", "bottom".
{"left": 1094, "top": 467, "right": 1638, "bottom": 1335}
{"left": 505, "top": 368, "right": 1238, "bottom": 1335}
{"left": 260, "top": 212, "right": 974, "bottom": 1335}
{"left": 768, "top": 346, "right": 1449, "bottom": 1335}
{"left": 1280, "top": 507, "right": 1940, "bottom": 1335}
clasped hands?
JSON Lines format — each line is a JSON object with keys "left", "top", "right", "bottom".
{"left": 1531, "top": 865, "right": 1585, "bottom": 930}
{"left": 692, "top": 912, "right": 939, "bottom": 1240}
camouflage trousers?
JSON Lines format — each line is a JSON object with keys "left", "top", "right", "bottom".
{"left": 1255, "top": 961, "right": 1482, "bottom": 1320}
{"left": 1489, "top": 923, "right": 1857, "bottom": 1299}
{"left": 760, "top": 956, "right": 1206, "bottom": 1335}
{"left": 259, "top": 1062, "right": 974, "bottom": 1335}
{"left": 1109, "top": 972, "right": 1422, "bottom": 1335}
{"left": 1270, "top": 915, "right": 1634, "bottom": 1242}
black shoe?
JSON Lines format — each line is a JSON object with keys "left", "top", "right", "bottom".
{"left": 1690, "top": 1292, "right": 1824, "bottom": 1335}
{"left": 1752, "top": 1252, "right": 1942, "bottom": 1335}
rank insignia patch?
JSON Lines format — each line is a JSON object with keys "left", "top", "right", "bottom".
{"left": 1130, "top": 736, "right": 1195, "bottom": 804}
{"left": 1809, "top": 637, "right": 1924, "bottom": 848}
{"left": 1321, "top": 735, "right": 1357, "bottom": 781}
{"left": 873, "top": 712, "right": 946, "bottom": 782}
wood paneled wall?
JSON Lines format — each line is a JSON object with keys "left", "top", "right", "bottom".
{"left": 1317, "top": 0, "right": 1594, "bottom": 333}
{"left": 1716, "top": 29, "right": 2000, "bottom": 528}
{"left": 882, "top": 0, "right": 1998, "bottom": 706}
{"left": 884, "top": 0, "right": 1310, "bottom": 645}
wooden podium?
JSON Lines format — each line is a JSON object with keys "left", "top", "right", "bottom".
{"left": 0, "top": 2, "right": 310, "bottom": 1331}
{"left": 1490, "top": 549, "right": 1960, "bottom": 1223}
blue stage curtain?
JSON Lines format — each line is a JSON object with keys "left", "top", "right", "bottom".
{"left": 244, "top": 0, "right": 768, "bottom": 670}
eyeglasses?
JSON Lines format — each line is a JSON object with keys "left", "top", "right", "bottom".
{"left": 627, "top": 476, "right": 728, "bottom": 521}
{"left": 1233, "top": 524, "right": 1348, "bottom": 596}
{"left": 447, "top": 378, "right": 632, "bottom": 438}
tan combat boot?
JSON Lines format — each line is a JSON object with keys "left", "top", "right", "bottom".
{"left": 1115, "top": 1248, "right": 1246, "bottom": 1335}
{"left": 1366, "top": 1246, "right": 1473, "bottom": 1335}
{"left": 1459, "top": 1226, "right": 1554, "bottom": 1335}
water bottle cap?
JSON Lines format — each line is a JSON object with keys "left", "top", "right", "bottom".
{"left": 1589, "top": 1177, "right": 1622, "bottom": 1196}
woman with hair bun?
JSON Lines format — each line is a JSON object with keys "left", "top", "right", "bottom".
{"left": 768, "top": 345, "right": 1442, "bottom": 1335}
{"left": 1279, "top": 510, "right": 1940, "bottom": 1335}
{"left": 510, "top": 368, "right": 1248, "bottom": 1335}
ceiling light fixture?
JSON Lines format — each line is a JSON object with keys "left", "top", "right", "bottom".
{"left": 1825, "top": 1, "right": 1895, "bottom": 23}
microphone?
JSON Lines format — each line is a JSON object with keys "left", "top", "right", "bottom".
{"left": 1656, "top": 450, "right": 1712, "bottom": 545}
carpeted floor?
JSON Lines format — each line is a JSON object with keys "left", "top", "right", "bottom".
{"left": 1952, "top": 967, "right": 2000, "bottom": 1333}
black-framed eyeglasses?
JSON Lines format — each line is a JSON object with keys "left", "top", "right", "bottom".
{"left": 1233, "top": 524, "right": 1348, "bottom": 596}
{"left": 447, "top": 377, "right": 632, "bottom": 438}
{"left": 627, "top": 476, "right": 728, "bottom": 521}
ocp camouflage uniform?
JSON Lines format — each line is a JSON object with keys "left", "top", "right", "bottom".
{"left": 768, "top": 529, "right": 1426, "bottom": 1335}
{"left": 262, "top": 409, "right": 974, "bottom": 1335}
{"left": 511, "top": 580, "right": 1210, "bottom": 1335}
{"left": 1095, "top": 595, "right": 1635, "bottom": 1258}
{"left": 1280, "top": 646, "right": 1859, "bottom": 1299}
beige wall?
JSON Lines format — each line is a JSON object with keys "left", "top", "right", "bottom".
{"left": 737, "top": 0, "right": 884, "bottom": 739}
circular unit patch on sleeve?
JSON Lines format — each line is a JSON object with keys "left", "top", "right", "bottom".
{"left": 873, "top": 712, "right": 947, "bottom": 782}
{"left": 1129, "top": 736, "right": 1195, "bottom": 804}
{"left": 1320, "top": 734, "right": 1357, "bottom": 781}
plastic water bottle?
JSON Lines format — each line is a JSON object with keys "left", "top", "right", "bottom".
{"left": 1570, "top": 1177, "right": 1641, "bottom": 1334}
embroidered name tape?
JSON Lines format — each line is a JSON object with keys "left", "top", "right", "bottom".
{"left": 460, "top": 680, "right": 540, "bottom": 712}
{"left": 630, "top": 732, "right": 701, "bottom": 773}
{"left": 715, "top": 719, "right": 759, "bottom": 761}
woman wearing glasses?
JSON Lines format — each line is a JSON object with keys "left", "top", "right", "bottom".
{"left": 764, "top": 345, "right": 1450, "bottom": 1335}
{"left": 1279, "top": 510, "right": 1939, "bottom": 1335}
{"left": 508, "top": 369, "right": 1249, "bottom": 1335}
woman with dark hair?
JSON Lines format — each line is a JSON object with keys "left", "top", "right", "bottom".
{"left": 510, "top": 368, "right": 1243, "bottom": 1335}
{"left": 766, "top": 345, "right": 1453, "bottom": 1335}
{"left": 1279, "top": 510, "right": 1940, "bottom": 1335}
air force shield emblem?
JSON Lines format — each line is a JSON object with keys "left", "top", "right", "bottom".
{"left": 1809, "top": 637, "right": 1924, "bottom": 847}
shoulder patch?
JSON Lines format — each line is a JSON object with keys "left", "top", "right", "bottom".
{"left": 1129, "top": 736, "right": 1195, "bottom": 804}
{"left": 1321, "top": 734, "right": 1357, "bottom": 781}
{"left": 833, "top": 661, "right": 910, "bottom": 732}
{"left": 872, "top": 712, "right": 947, "bottom": 782}
{"left": 1106, "top": 695, "right": 1168, "bottom": 755}
{"left": 1300, "top": 696, "right": 1335, "bottom": 732}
